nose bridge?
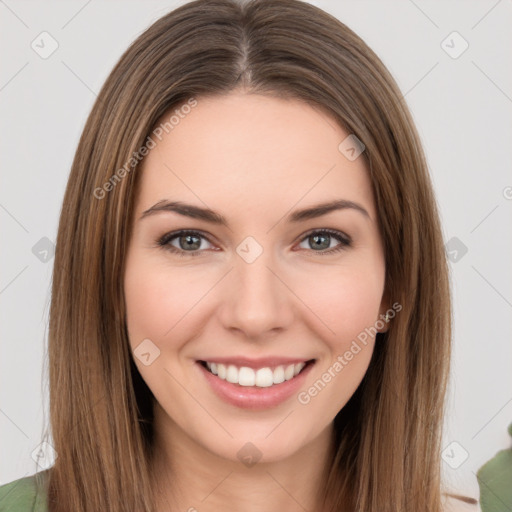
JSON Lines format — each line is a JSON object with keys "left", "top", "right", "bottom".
{"left": 219, "top": 237, "right": 293, "bottom": 337}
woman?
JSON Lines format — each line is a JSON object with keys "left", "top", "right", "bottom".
{"left": 0, "top": 0, "right": 479, "bottom": 510}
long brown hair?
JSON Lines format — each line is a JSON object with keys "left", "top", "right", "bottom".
{"left": 43, "top": 0, "right": 455, "bottom": 510}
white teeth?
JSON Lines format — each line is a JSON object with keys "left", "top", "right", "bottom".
{"left": 255, "top": 368, "right": 273, "bottom": 387}
{"left": 217, "top": 363, "right": 226, "bottom": 379}
{"left": 203, "top": 360, "right": 309, "bottom": 387}
{"left": 284, "top": 364, "right": 295, "bottom": 381}
{"left": 226, "top": 365, "right": 238, "bottom": 384}
{"left": 273, "top": 365, "right": 285, "bottom": 384}
{"left": 239, "top": 367, "right": 256, "bottom": 386}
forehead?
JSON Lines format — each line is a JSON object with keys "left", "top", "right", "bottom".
{"left": 136, "top": 93, "right": 376, "bottom": 223}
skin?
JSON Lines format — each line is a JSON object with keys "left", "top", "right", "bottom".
{"left": 123, "top": 91, "right": 389, "bottom": 512}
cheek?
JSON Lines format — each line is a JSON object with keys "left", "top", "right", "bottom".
{"left": 295, "top": 267, "right": 381, "bottom": 419}
{"left": 292, "top": 260, "right": 385, "bottom": 344}
{"left": 124, "top": 253, "right": 230, "bottom": 373}
{"left": 125, "top": 249, "right": 385, "bottom": 349}
{"left": 124, "top": 255, "right": 194, "bottom": 347}
{"left": 295, "top": 259, "right": 384, "bottom": 417}
{"left": 123, "top": 256, "right": 203, "bottom": 396}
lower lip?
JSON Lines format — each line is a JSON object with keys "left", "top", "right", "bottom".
{"left": 196, "top": 361, "right": 315, "bottom": 410}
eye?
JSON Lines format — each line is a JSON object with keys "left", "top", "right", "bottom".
{"left": 157, "top": 228, "right": 352, "bottom": 257}
{"left": 157, "top": 230, "right": 215, "bottom": 257}
{"left": 296, "top": 229, "right": 352, "bottom": 255}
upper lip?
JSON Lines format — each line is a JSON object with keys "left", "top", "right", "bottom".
{"left": 198, "top": 357, "right": 315, "bottom": 369}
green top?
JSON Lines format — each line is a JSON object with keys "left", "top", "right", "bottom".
{"left": 0, "top": 471, "right": 48, "bottom": 512}
{"left": 476, "top": 422, "right": 512, "bottom": 512}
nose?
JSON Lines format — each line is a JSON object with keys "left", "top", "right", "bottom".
{"left": 217, "top": 247, "right": 295, "bottom": 340}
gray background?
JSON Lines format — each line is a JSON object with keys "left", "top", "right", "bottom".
{"left": 1, "top": 0, "right": 511, "bottom": 506}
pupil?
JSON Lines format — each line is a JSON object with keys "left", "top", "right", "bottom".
{"left": 311, "top": 234, "right": 329, "bottom": 250}
{"left": 181, "top": 234, "right": 200, "bottom": 250}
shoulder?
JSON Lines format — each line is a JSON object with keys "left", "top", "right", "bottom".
{"left": 0, "top": 471, "right": 49, "bottom": 512}
{"left": 442, "top": 492, "right": 480, "bottom": 512}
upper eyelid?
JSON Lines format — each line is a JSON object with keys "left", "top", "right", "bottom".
{"left": 159, "top": 229, "right": 216, "bottom": 247}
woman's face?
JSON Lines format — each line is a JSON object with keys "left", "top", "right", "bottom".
{"left": 124, "top": 92, "right": 388, "bottom": 464}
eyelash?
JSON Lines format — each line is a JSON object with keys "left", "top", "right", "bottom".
{"left": 156, "top": 228, "right": 352, "bottom": 258}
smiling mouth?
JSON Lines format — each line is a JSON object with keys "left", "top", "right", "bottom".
{"left": 198, "top": 359, "right": 315, "bottom": 388}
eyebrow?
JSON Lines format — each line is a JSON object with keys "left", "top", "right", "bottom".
{"left": 139, "top": 199, "right": 370, "bottom": 226}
